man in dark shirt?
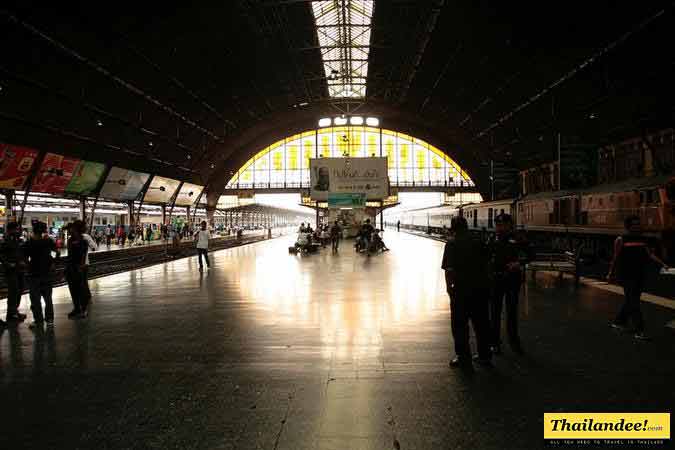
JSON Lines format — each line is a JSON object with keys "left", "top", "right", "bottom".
{"left": 488, "top": 214, "right": 524, "bottom": 355}
{"left": 24, "top": 221, "right": 58, "bottom": 328}
{"left": 442, "top": 216, "right": 492, "bottom": 368}
{"left": 330, "top": 220, "right": 342, "bottom": 253}
{"left": 607, "top": 215, "right": 669, "bottom": 340}
{"left": 0, "top": 222, "right": 27, "bottom": 325}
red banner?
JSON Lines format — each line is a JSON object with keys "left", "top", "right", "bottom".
{"left": 0, "top": 144, "right": 39, "bottom": 189}
{"left": 32, "top": 153, "right": 81, "bottom": 193}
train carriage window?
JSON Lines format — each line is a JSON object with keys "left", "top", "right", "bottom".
{"left": 652, "top": 190, "right": 660, "bottom": 204}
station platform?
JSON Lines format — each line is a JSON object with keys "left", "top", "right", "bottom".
{"left": 1, "top": 231, "right": 674, "bottom": 449}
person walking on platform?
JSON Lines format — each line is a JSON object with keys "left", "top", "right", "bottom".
{"left": 607, "top": 215, "right": 669, "bottom": 340}
{"left": 105, "top": 225, "right": 113, "bottom": 250}
{"left": 66, "top": 221, "right": 90, "bottom": 319}
{"left": 194, "top": 221, "right": 211, "bottom": 272}
{"left": 24, "top": 221, "right": 58, "bottom": 329}
{"left": 81, "top": 222, "right": 97, "bottom": 304}
{"left": 330, "top": 220, "right": 342, "bottom": 253}
{"left": 488, "top": 214, "right": 525, "bottom": 355}
{"left": 396, "top": 220, "right": 400, "bottom": 232}
{"left": 442, "top": 216, "right": 492, "bottom": 369}
{"left": 0, "top": 222, "right": 28, "bottom": 325}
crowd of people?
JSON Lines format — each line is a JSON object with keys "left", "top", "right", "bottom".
{"left": 293, "top": 219, "right": 389, "bottom": 255}
{"left": 0, "top": 218, "right": 217, "bottom": 329}
{"left": 0, "top": 219, "right": 95, "bottom": 329}
{"left": 441, "top": 213, "right": 670, "bottom": 371}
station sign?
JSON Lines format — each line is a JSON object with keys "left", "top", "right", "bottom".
{"left": 174, "top": 182, "right": 204, "bottom": 206}
{"left": 0, "top": 144, "right": 39, "bottom": 189}
{"left": 99, "top": 167, "right": 150, "bottom": 201}
{"left": 327, "top": 193, "right": 366, "bottom": 208}
{"left": 144, "top": 176, "right": 181, "bottom": 204}
{"left": 31, "top": 153, "right": 81, "bottom": 193}
{"left": 309, "top": 157, "right": 388, "bottom": 201}
{"left": 65, "top": 161, "right": 107, "bottom": 195}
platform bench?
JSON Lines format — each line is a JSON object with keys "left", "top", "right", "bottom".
{"left": 527, "top": 251, "right": 580, "bottom": 286}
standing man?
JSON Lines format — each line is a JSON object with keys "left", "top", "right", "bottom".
{"left": 24, "top": 221, "right": 58, "bottom": 328}
{"left": 607, "top": 215, "right": 669, "bottom": 340}
{"left": 442, "top": 216, "right": 492, "bottom": 368}
{"left": 396, "top": 220, "right": 401, "bottom": 232}
{"left": 330, "top": 220, "right": 342, "bottom": 253}
{"left": 0, "top": 222, "right": 27, "bottom": 325}
{"left": 488, "top": 214, "right": 524, "bottom": 355}
{"left": 194, "top": 220, "right": 211, "bottom": 272}
{"left": 66, "top": 222, "right": 89, "bottom": 319}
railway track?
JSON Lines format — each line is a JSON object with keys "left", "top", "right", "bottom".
{"left": 0, "top": 234, "right": 271, "bottom": 299}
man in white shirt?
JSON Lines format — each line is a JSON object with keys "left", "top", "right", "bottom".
{"left": 81, "top": 227, "right": 98, "bottom": 302}
{"left": 194, "top": 221, "right": 211, "bottom": 271}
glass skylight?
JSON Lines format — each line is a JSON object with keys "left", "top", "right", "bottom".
{"left": 311, "top": 0, "right": 374, "bottom": 98}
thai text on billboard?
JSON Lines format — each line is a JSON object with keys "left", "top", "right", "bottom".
{"left": 99, "top": 167, "right": 150, "bottom": 201}
{"left": 144, "top": 176, "right": 181, "bottom": 204}
{"left": 31, "top": 153, "right": 81, "bottom": 193}
{"left": 174, "top": 182, "right": 204, "bottom": 206}
{"left": 0, "top": 144, "right": 39, "bottom": 189}
{"left": 65, "top": 161, "right": 107, "bottom": 195}
{"left": 310, "top": 157, "right": 388, "bottom": 200}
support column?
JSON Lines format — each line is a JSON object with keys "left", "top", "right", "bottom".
{"left": 186, "top": 206, "right": 191, "bottom": 228}
{"left": 3, "top": 190, "right": 15, "bottom": 221}
{"left": 161, "top": 204, "right": 166, "bottom": 225}
{"left": 315, "top": 202, "right": 319, "bottom": 228}
{"left": 80, "top": 197, "right": 87, "bottom": 221}
{"left": 380, "top": 201, "right": 384, "bottom": 230}
{"left": 127, "top": 201, "right": 135, "bottom": 229}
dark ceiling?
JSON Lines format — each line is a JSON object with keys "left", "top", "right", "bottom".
{"left": 1, "top": 0, "right": 673, "bottom": 196}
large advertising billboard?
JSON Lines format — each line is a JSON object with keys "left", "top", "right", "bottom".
{"left": 143, "top": 176, "right": 181, "bottom": 204}
{"left": 65, "top": 161, "right": 107, "bottom": 195}
{"left": 309, "top": 157, "right": 389, "bottom": 201}
{"left": 99, "top": 167, "right": 150, "bottom": 201}
{"left": 31, "top": 153, "right": 81, "bottom": 193}
{"left": 0, "top": 144, "right": 39, "bottom": 189}
{"left": 174, "top": 182, "right": 204, "bottom": 206}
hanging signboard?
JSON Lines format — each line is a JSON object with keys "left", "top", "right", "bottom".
{"left": 0, "top": 144, "right": 39, "bottom": 189}
{"left": 309, "top": 157, "right": 389, "bottom": 201}
{"left": 31, "top": 153, "right": 81, "bottom": 193}
{"left": 99, "top": 167, "right": 150, "bottom": 201}
{"left": 143, "top": 176, "right": 181, "bottom": 204}
{"left": 65, "top": 161, "right": 107, "bottom": 195}
{"left": 174, "top": 182, "right": 204, "bottom": 206}
{"left": 327, "top": 193, "right": 366, "bottom": 208}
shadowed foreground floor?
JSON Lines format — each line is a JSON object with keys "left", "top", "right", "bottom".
{"left": 1, "top": 232, "right": 673, "bottom": 449}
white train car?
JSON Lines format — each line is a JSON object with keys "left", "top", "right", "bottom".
{"left": 390, "top": 205, "right": 458, "bottom": 234}
{"left": 460, "top": 199, "right": 515, "bottom": 232}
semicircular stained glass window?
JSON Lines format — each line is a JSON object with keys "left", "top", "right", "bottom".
{"left": 225, "top": 126, "right": 474, "bottom": 189}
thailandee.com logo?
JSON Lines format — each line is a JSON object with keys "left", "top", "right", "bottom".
{"left": 544, "top": 413, "right": 670, "bottom": 446}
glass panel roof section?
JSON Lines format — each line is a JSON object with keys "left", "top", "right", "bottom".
{"left": 311, "top": 0, "right": 374, "bottom": 98}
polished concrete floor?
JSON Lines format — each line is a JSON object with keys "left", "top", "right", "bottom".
{"left": 1, "top": 231, "right": 674, "bottom": 449}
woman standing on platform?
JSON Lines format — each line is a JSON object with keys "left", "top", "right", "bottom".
{"left": 66, "top": 221, "right": 90, "bottom": 319}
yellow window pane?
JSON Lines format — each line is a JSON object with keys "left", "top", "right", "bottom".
{"left": 303, "top": 140, "right": 314, "bottom": 168}
{"left": 400, "top": 143, "right": 410, "bottom": 167}
{"left": 385, "top": 138, "right": 395, "bottom": 168}
{"left": 287, "top": 144, "right": 299, "bottom": 170}
{"left": 272, "top": 147, "right": 284, "bottom": 171}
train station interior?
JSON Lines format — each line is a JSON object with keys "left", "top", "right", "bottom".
{"left": 1, "top": 1, "right": 673, "bottom": 449}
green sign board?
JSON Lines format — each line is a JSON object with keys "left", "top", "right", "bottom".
{"left": 65, "top": 161, "right": 106, "bottom": 195}
{"left": 328, "top": 193, "right": 366, "bottom": 208}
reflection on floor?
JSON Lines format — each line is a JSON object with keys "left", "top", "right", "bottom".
{"left": 1, "top": 231, "right": 673, "bottom": 449}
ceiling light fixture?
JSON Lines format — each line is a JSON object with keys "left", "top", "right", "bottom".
{"left": 365, "top": 117, "right": 379, "bottom": 127}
